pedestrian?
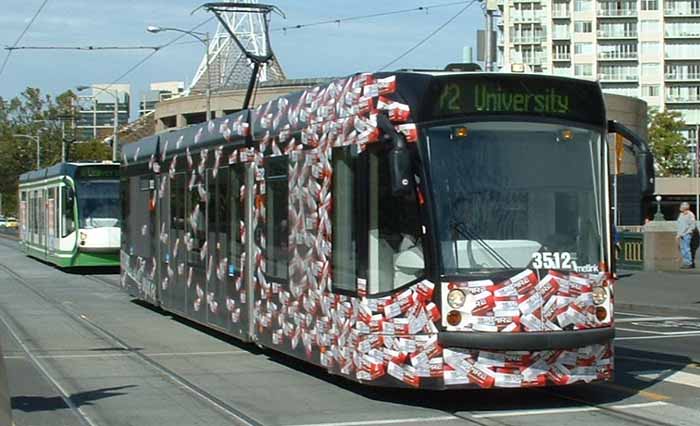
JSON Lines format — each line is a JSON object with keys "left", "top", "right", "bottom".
{"left": 676, "top": 202, "right": 696, "bottom": 269}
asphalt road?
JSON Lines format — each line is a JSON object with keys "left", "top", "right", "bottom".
{"left": 1, "top": 237, "right": 700, "bottom": 426}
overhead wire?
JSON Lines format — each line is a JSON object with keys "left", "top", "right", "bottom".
{"left": 0, "top": 0, "right": 51, "bottom": 78}
{"left": 5, "top": 45, "right": 160, "bottom": 51}
{"left": 378, "top": 0, "right": 479, "bottom": 71}
{"left": 272, "top": 0, "right": 473, "bottom": 33}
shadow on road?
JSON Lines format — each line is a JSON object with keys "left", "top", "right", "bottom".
{"left": 62, "top": 266, "right": 120, "bottom": 276}
{"left": 256, "top": 345, "right": 690, "bottom": 413}
{"left": 12, "top": 385, "right": 136, "bottom": 412}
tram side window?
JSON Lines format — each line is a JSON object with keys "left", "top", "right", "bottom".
{"left": 331, "top": 145, "right": 424, "bottom": 295}
{"left": 171, "top": 174, "right": 185, "bottom": 231}
{"left": 264, "top": 156, "right": 289, "bottom": 281}
{"left": 229, "top": 165, "right": 245, "bottom": 276}
{"left": 216, "top": 167, "right": 229, "bottom": 255}
{"left": 187, "top": 179, "right": 206, "bottom": 265}
{"left": 121, "top": 177, "right": 130, "bottom": 241}
{"left": 61, "top": 186, "right": 75, "bottom": 237}
{"left": 331, "top": 146, "right": 363, "bottom": 293}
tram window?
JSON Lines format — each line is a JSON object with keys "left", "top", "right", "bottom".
{"left": 121, "top": 177, "right": 130, "bottom": 240}
{"left": 264, "top": 156, "right": 289, "bottom": 281}
{"left": 216, "top": 167, "right": 229, "bottom": 239}
{"left": 330, "top": 145, "right": 424, "bottom": 295}
{"left": 332, "top": 146, "right": 361, "bottom": 293}
{"left": 229, "top": 165, "right": 245, "bottom": 275}
{"left": 187, "top": 179, "right": 206, "bottom": 265}
{"left": 171, "top": 174, "right": 185, "bottom": 231}
{"left": 61, "top": 186, "right": 75, "bottom": 237}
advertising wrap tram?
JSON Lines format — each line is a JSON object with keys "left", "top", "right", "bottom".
{"left": 121, "top": 70, "right": 651, "bottom": 389}
{"left": 19, "top": 162, "right": 121, "bottom": 267}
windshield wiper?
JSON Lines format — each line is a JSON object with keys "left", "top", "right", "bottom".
{"left": 450, "top": 221, "right": 513, "bottom": 270}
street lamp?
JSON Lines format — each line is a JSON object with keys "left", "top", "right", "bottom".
{"left": 76, "top": 85, "right": 120, "bottom": 162}
{"left": 13, "top": 134, "right": 41, "bottom": 169}
{"left": 147, "top": 25, "right": 212, "bottom": 121}
{"left": 654, "top": 194, "right": 664, "bottom": 221}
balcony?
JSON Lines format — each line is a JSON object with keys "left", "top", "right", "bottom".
{"left": 666, "top": 73, "right": 700, "bottom": 81}
{"left": 597, "top": 51, "right": 638, "bottom": 60}
{"left": 552, "top": 9, "right": 570, "bottom": 19}
{"left": 666, "top": 95, "right": 700, "bottom": 103}
{"left": 552, "top": 32, "right": 571, "bottom": 40}
{"left": 510, "top": 36, "right": 547, "bottom": 44}
{"left": 552, "top": 53, "right": 572, "bottom": 61}
{"left": 512, "top": 15, "right": 543, "bottom": 24}
{"left": 665, "top": 31, "right": 700, "bottom": 39}
{"left": 597, "top": 30, "right": 638, "bottom": 39}
{"left": 665, "top": 7, "right": 700, "bottom": 17}
{"left": 599, "top": 73, "right": 639, "bottom": 82}
{"left": 666, "top": 51, "right": 700, "bottom": 60}
{"left": 598, "top": 9, "right": 637, "bottom": 18}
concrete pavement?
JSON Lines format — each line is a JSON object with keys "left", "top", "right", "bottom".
{"left": 616, "top": 269, "right": 700, "bottom": 316}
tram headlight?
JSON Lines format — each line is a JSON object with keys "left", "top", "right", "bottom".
{"left": 592, "top": 287, "right": 607, "bottom": 305}
{"left": 447, "top": 289, "right": 466, "bottom": 309}
{"left": 79, "top": 232, "right": 87, "bottom": 242}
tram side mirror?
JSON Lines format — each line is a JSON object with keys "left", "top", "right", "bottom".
{"left": 377, "top": 114, "right": 415, "bottom": 197}
{"left": 637, "top": 151, "right": 655, "bottom": 197}
{"left": 607, "top": 120, "right": 655, "bottom": 197}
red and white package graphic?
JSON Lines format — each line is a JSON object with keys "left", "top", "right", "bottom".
{"left": 383, "top": 301, "right": 403, "bottom": 319}
{"left": 396, "top": 124, "right": 418, "bottom": 143}
{"left": 494, "top": 372, "right": 523, "bottom": 388}
{"left": 376, "top": 76, "right": 397, "bottom": 95}
{"left": 468, "top": 292, "right": 495, "bottom": 316}
{"left": 521, "top": 359, "right": 549, "bottom": 381}
{"left": 518, "top": 291, "right": 544, "bottom": 316}
{"left": 520, "top": 313, "right": 544, "bottom": 332}
{"left": 506, "top": 269, "right": 538, "bottom": 294}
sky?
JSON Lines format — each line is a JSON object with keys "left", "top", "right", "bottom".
{"left": 0, "top": 0, "right": 485, "bottom": 118}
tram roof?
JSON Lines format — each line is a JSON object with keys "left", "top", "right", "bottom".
{"left": 124, "top": 70, "right": 604, "bottom": 166}
{"left": 19, "top": 161, "right": 118, "bottom": 184}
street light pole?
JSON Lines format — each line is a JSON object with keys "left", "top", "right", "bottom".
{"left": 13, "top": 134, "right": 41, "bottom": 169}
{"left": 147, "top": 26, "right": 212, "bottom": 121}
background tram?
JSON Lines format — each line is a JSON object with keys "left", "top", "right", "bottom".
{"left": 122, "top": 70, "right": 649, "bottom": 390}
{"left": 18, "top": 162, "right": 121, "bottom": 268}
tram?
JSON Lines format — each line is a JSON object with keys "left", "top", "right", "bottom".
{"left": 122, "top": 70, "right": 649, "bottom": 389}
{"left": 19, "top": 162, "right": 121, "bottom": 267}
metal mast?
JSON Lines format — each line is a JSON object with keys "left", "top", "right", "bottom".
{"left": 188, "top": 0, "right": 285, "bottom": 96}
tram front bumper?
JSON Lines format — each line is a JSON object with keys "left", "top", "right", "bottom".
{"left": 438, "top": 326, "right": 615, "bottom": 351}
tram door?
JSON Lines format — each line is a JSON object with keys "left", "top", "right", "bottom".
{"left": 165, "top": 173, "right": 188, "bottom": 316}
{"left": 222, "top": 164, "right": 253, "bottom": 340}
{"left": 157, "top": 175, "right": 171, "bottom": 309}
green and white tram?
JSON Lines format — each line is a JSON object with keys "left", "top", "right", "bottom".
{"left": 18, "top": 162, "right": 121, "bottom": 267}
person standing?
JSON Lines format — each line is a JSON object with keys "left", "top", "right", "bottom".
{"left": 676, "top": 202, "right": 696, "bottom": 269}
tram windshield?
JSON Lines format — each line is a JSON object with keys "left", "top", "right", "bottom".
{"left": 426, "top": 121, "right": 604, "bottom": 274}
{"left": 76, "top": 179, "right": 120, "bottom": 229}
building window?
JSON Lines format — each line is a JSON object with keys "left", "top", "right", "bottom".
{"left": 574, "top": 0, "right": 592, "bottom": 12}
{"left": 642, "top": 85, "right": 660, "bottom": 97}
{"left": 642, "top": 63, "right": 661, "bottom": 79}
{"left": 641, "top": 1, "right": 658, "bottom": 11}
{"left": 641, "top": 42, "right": 660, "bottom": 56}
{"left": 574, "top": 42, "right": 593, "bottom": 55}
{"left": 574, "top": 21, "right": 592, "bottom": 33}
{"left": 640, "top": 20, "right": 660, "bottom": 34}
{"left": 264, "top": 156, "right": 289, "bottom": 281}
{"left": 575, "top": 63, "right": 593, "bottom": 76}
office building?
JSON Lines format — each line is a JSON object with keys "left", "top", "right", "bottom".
{"left": 76, "top": 84, "right": 131, "bottom": 142}
{"left": 139, "top": 81, "right": 185, "bottom": 116}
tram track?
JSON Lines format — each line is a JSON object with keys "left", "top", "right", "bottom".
{"left": 0, "top": 239, "right": 685, "bottom": 426}
{"left": 0, "top": 262, "right": 265, "bottom": 426}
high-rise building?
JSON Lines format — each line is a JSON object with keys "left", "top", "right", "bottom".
{"left": 496, "top": 0, "right": 700, "bottom": 145}
{"left": 76, "top": 84, "right": 131, "bottom": 142}
{"left": 139, "top": 81, "right": 185, "bottom": 116}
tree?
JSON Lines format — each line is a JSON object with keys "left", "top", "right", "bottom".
{"left": 0, "top": 87, "right": 77, "bottom": 215}
{"left": 648, "top": 108, "right": 690, "bottom": 177}
{"left": 69, "top": 140, "right": 112, "bottom": 162}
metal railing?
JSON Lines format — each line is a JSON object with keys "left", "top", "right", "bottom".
{"left": 552, "top": 53, "right": 571, "bottom": 61}
{"left": 600, "top": 73, "right": 639, "bottom": 81}
{"left": 598, "top": 30, "right": 638, "bottom": 38}
{"left": 598, "top": 51, "right": 638, "bottom": 60}
{"left": 617, "top": 232, "right": 644, "bottom": 270}
{"left": 599, "top": 9, "right": 637, "bottom": 17}
{"left": 665, "top": 73, "right": 700, "bottom": 80}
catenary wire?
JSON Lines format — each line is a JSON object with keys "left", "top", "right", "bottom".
{"left": 378, "top": 0, "right": 479, "bottom": 71}
{"left": 0, "top": 0, "right": 51, "bottom": 78}
{"left": 5, "top": 45, "right": 161, "bottom": 51}
{"left": 272, "top": 0, "right": 474, "bottom": 33}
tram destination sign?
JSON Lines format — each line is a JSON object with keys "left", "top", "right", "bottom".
{"left": 428, "top": 75, "right": 605, "bottom": 126}
{"left": 76, "top": 166, "right": 120, "bottom": 179}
